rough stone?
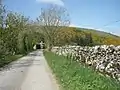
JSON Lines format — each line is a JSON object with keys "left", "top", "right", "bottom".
{"left": 52, "top": 45, "right": 120, "bottom": 81}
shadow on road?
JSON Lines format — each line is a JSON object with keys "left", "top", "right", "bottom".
{"left": 0, "top": 51, "right": 42, "bottom": 71}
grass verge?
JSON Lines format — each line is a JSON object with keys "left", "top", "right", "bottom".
{"left": 44, "top": 51, "right": 120, "bottom": 90}
{"left": 0, "top": 55, "right": 23, "bottom": 68}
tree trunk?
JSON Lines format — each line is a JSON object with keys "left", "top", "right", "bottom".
{"left": 46, "top": 43, "right": 53, "bottom": 51}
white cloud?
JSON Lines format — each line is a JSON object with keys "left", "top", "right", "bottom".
{"left": 36, "top": 0, "right": 64, "bottom": 6}
{"left": 69, "top": 24, "right": 80, "bottom": 27}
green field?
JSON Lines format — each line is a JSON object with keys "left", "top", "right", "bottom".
{"left": 44, "top": 51, "right": 120, "bottom": 90}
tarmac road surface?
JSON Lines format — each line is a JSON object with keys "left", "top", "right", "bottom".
{"left": 0, "top": 50, "right": 59, "bottom": 90}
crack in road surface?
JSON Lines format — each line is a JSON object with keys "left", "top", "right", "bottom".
{"left": 0, "top": 50, "right": 59, "bottom": 90}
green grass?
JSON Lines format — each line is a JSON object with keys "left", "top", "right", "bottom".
{"left": 44, "top": 51, "right": 120, "bottom": 90}
{"left": 0, "top": 55, "right": 23, "bottom": 67}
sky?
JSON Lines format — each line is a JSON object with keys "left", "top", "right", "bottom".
{"left": 3, "top": 0, "right": 120, "bottom": 36}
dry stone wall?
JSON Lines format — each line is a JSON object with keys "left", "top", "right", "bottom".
{"left": 52, "top": 45, "right": 120, "bottom": 81}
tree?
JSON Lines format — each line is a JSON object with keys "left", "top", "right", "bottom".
{"left": 5, "top": 12, "right": 29, "bottom": 54}
{"left": 37, "top": 5, "right": 70, "bottom": 50}
{"left": 0, "top": 4, "right": 12, "bottom": 65}
{"left": 0, "top": 4, "right": 6, "bottom": 29}
{"left": 54, "top": 27, "right": 76, "bottom": 46}
{"left": 84, "top": 33, "right": 93, "bottom": 46}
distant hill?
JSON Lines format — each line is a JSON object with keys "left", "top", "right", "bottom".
{"left": 80, "top": 28, "right": 119, "bottom": 37}
{"left": 62, "top": 27, "right": 120, "bottom": 45}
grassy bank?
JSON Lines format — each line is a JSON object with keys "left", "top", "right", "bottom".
{"left": 44, "top": 51, "right": 120, "bottom": 90}
{"left": 0, "top": 55, "right": 23, "bottom": 68}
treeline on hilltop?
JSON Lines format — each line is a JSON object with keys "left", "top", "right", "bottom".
{"left": 53, "top": 27, "right": 120, "bottom": 46}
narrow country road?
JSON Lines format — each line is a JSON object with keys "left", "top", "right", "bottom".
{"left": 0, "top": 50, "right": 59, "bottom": 90}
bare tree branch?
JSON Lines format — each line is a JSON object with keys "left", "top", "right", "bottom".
{"left": 37, "top": 5, "right": 70, "bottom": 50}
